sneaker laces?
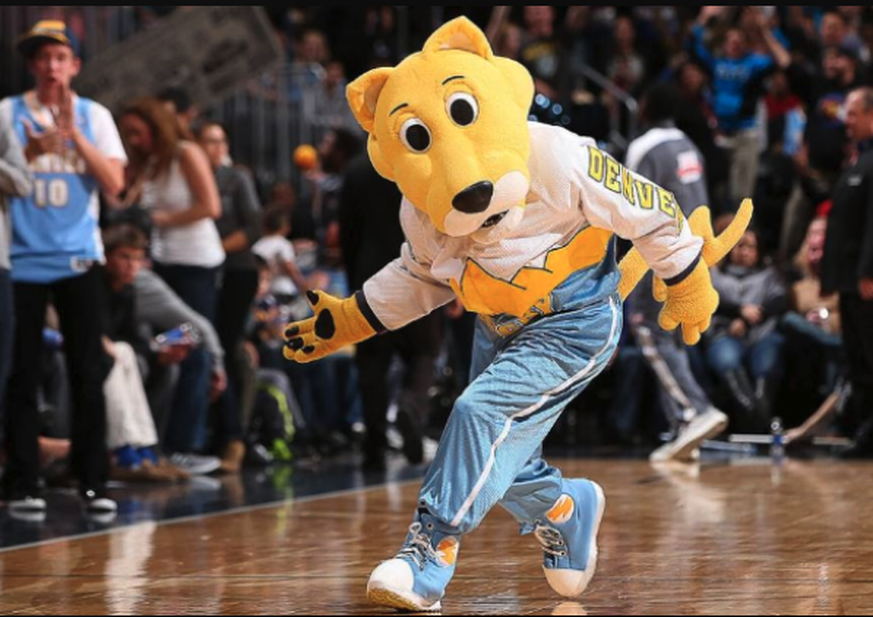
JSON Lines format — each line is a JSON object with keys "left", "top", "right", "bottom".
{"left": 534, "top": 524, "right": 568, "bottom": 558}
{"left": 397, "top": 523, "right": 438, "bottom": 571}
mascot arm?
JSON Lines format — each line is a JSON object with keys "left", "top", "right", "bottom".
{"left": 283, "top": 290, "right": 382, "bottom": 364}
{"left": 576, "top": 144, "right": 703, "bottom": 287}
{"left": 363, "top": 242, "right": 457, "bottom": 330}
{"left": 283, "top": 241, "right": 454, "bottom": 364}
{"left": 574, "top": 144, "right": 734, "bottom": 345}
{"left": 362, "top": 204, "right": 457, "bottom": 331}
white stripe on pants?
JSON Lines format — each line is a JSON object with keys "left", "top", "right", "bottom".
{"left": 104, "top": 342, "right": 159, "bottom": 450}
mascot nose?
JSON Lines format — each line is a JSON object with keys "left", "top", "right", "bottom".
{"left": 452, "top": 182, "right": 494, "bottom": 214}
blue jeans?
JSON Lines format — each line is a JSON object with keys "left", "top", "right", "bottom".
{"left": 606, "top": 344, "right": 646, "bottom": 439}
{"left": 418, "top": 282, "right": 623, "bottom": 535}
{"left": 153, "top": 263, "right": 221, "bottom": 453}
{"left": 285, "top": 360, "right": 341, "bottom": 436}
{"left": 0, "top": 269, "right": 12, "bottom": 432}
{"left": 706, "top": 332, "right": 785, "bottom": 381}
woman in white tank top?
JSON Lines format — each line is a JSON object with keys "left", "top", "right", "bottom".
{"left": 119, "top": 97, "right": 226, "bottom": 458}
{"left": 140, "top": 152, "right": 226, "bottom": 268}
{"left": 120, "top": 98, "right": 225, "bottom": 271}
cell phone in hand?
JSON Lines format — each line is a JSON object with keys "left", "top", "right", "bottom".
{"left": 152, "top": 322, "right": 201, "bottom": 351}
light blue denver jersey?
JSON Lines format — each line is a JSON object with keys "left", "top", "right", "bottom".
{"left": 7, "top": 95, "right": 102, "bottom": 284}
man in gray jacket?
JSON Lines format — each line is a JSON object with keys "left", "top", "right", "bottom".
{"left": 625, "top": 82, "right": 728, "bottom": 462}
{"left": 0, "top": 121, "right": 34, "bottom": 429}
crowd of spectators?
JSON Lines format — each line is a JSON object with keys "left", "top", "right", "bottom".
{"left": 3, "top": 6, "right": 873, "bottom": 521}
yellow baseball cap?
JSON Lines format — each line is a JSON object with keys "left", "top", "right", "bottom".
{"left": 16, "top": 20, "right": 80, "bottom": 57}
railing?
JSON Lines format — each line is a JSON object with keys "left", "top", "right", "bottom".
{"left": 573, "top": 62, "right": 639, "bottom": 153}
{"left": 1, "top": 7, "right": 640, "bottom": 184}
{"left": 210, "top": 65, "right": 355, "bottom": 187}
{"left": 0, "top": 7, "right": 141, "bottom": 95}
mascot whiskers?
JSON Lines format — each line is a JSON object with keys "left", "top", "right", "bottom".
{"left": 284, "top": 17, "right": 752, "bottom": 612}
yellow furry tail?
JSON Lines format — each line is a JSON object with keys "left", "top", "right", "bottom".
{"left": 617, "top": 247, "right": 648, "bottom": 301}
{"left": 617, "top": 199, "right": 754, "bottom": 301}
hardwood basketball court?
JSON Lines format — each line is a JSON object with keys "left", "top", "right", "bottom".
{"left": 1, "top": 459, "right": 871, "bottom": 615}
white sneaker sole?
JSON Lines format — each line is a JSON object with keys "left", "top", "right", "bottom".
{"left": 8, "top": 498, "right": 47, "bottom": 513}
{"left": 650, "top": 409, "right": 729, "bottom": 463}
{"left": 366, "top": 584, "right": 442, "bottom": 613}
{"left": 544, "top": 481, "right": 607, "bottom": 598}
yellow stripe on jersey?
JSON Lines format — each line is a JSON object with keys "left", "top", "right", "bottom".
{"left": 450, "top": 226, "right": 613, "bottom": 318}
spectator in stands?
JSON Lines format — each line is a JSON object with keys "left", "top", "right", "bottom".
{"left": 252, "top": 224, "right": 343, "bottom": 455}
{"left": 607, "top": 16, "right": 646, "bottom": 96}
{"left": 706, "top": 228, "right": 788, "bottom": 432}
{"left": 790, "top": 216, "right": 841, "bottom": 339}
{"left": 339, "top": 154, "right": 441, "bottom": 471}
{"left": 309, "top": 128, "right": 362, "bottom": 267}
{"left": 197, "top": 122, "right": 263, "bottom": 474}
{"left": 100, "top": 224, "right": 225, "bottom": 476}
{"left": 492, "top": 21, "right": 523, "bottom": 61}
{"left": 157, "top": 87, "right": 199, "bottom": 141}
{"left": 783, "top": 215, "right": 843, "bottom": 397}
{"left": 785, "top": 8, "right": 853, "bottom": 65}
{"left": 271, "top": 181, "right": 298, "bottom": 212}
{"left": 625, "top": 82, "right": 727, "bottom": 462}
{"left": 133, "top": 272, "right": 226, "bottom": 476}
{"left": 253, "top": 206, "right": 310, "bottom": 304}
{"left": 838, "top": 7, "right": 866, "bottom": 50}
{"left": 821, "top": 88, "right": 873, "bottom": 459}
{"left": 298, "top": 29, "right": 330, "bottom": 66}
{"left": 820, "top": 11, "right": 853, "bottom": 54}
{"left": 691, "top": 6, "right": 791, "bottom": 205}
{"left": 783, "top": 44, "right": 867, "bottom": 258}
{"left": 306, "top": 60, "right": 362, "bottom": 144}
{"left": 119, "top": 97, "right": 226, "bottom": 462}
{"left": 674, "top": 60, "right": 730, "bottom": 213}
{"left": 250, "top": 256, "right": 287, "bottom": 368}
{"left": 100, "top": 225, "right": 188, "bottom": 483}
{"left": 0, "top": 106, "right": 33, "bottom": 435}
{"left": 1, "top": 21, "right": 126, "bottom": 517}
{"left": 289, "top": 29, "right": 331, "bottom": 103}
{"left": 518, "top": 6, "right": 567, "bottom": 101}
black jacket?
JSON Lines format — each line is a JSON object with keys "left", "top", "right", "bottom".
{"left": 822, "top": 144, "right": 873, "bottom": 295}
{"left": 339, "top": 155, "right": 405, "bottom": 292}
{"left": 99, "top": 267, "right": 150, "bottom": 360}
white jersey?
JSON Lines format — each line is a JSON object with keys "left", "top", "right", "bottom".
{"left": 364, "top": 122, "right": 703, "bottom": 330}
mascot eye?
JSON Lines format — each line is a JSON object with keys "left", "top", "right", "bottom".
{"left": 400, "top": 118, "right": 432, "bottom": 153}
{"left": 447, "top": 92, "right": 479, "bottom": 127}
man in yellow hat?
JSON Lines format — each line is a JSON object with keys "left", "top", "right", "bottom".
{"left": 1, "top": 20, "right": 127, "bottom": 519}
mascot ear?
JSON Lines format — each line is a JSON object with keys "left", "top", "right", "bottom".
{"left": 347, "top": 67, "right": 394, "bottom": 134}
{"left": 423, "top": 17, "right": 494, "bottom": 59}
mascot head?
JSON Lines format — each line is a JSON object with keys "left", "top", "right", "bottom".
{"left": 347, "top": 17, "right": 534, "bottom": 239}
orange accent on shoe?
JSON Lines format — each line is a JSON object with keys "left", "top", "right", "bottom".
{"left": 546, "top": 495, "right": 576, "bottom": 525}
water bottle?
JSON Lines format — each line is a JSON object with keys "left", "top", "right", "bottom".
{"left": 770, "top": 417, "right": 785, "bottom": 461}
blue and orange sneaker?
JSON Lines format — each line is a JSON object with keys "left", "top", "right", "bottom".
{"left": 367, "top": 511, "right": 460, "bottom": 612}
{"left": 534, "top": 479, "right": 606, "bottom": 598}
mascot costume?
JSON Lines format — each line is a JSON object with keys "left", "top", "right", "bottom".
{"left": 284, "top": 17, "right": 752, "bottom": 612}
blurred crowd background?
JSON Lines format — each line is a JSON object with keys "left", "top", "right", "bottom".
{"left": 1, "top": 6, "right": 872, "bottom": 517}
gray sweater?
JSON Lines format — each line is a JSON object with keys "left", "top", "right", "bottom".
{"left": 0, "top": 122, "right": 34, "bottom": 270}
{"left": 625, "top": 123, "right": 709, "bottom": 324}
{"left": 134, "top": 268, "right": 225, "bottom": 372}
{"left": 214, "top": 165, "right": 262, "bottom": 270}
{"left": 710, "top": 264, "right": 788, "bottom": 344}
